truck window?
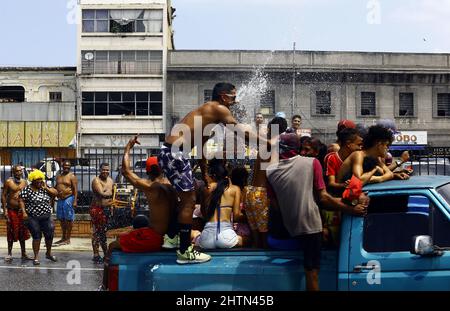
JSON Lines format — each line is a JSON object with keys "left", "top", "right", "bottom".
{"left": 437, "top": 183, "right": 450, "bottom": 206}
{"left": 432, "top": 203, "right": 450, "bottom": 248}
{"left": 363, "top": 195, "right": 430, "bottom": 253}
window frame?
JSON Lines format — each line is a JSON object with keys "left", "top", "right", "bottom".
{"left": 81, "top": 91, "right": 163, "bottom": 117}
{"left": 81, "top": 9, "right": 164, "bottom": 34}
{"left": 49, "top": 92, "right": 62, "bottom": 102}
{"left": 362, "top": 192, "right": 432, "bottom": 253}
{"left": 81, "top": 50, "right": 163, "bottom": 75}
{"left": 314, "top": 90, "right": 333, "bottom": 116}
{"left": 432, "top": 87, "right": 450, "bottom": 118}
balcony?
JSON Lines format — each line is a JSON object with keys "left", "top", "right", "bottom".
{"left": 0, "top": 101, "right": 76, "bottom": 121}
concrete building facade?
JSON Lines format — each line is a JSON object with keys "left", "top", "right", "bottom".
{"left": 167, "top": 50, "right": 450, "bottom": 146}
{"left": 0, "top": 67, "right": 77, "bottom": 166}
{"left": 77, "top": 0, "right": 175, "bottom": 168}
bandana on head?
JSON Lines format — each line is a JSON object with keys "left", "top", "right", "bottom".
{"left": 279, "top": 133, "right": 301, "bottom": 159}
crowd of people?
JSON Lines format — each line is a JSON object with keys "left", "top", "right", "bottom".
{"left": 1, "top": 82, "right": 413, "bottom": 291}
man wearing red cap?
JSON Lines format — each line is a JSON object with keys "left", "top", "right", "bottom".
{"left": 120, "top": 136, "right": 179, "bottom": 251}
{"left": 266, "top": 133, "right": 368, "bottom": 291}
{"left": 337, "top": 119, "right": 356, "bottom": 134}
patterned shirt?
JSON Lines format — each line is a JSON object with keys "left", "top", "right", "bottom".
{"left": 19, "top": 186, "right": 52, "bottom": 217}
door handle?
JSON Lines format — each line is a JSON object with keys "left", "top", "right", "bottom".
{"left": 353, "top": 263, "right": 380, "bottom": 273}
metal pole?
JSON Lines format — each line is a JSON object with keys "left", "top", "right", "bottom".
{"left": 292, "top": 42, "right": 296, "bottom": 118}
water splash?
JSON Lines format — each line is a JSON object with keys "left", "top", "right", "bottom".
{"left": 231, "top": 51, "right": 275, "bottom": 125}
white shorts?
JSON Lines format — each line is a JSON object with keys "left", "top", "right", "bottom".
{"left": 198, "top": 222, "right": 239, "bottom": 249}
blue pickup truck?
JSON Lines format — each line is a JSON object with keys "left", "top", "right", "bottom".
{"left": 108, "top": 176, "right": 450, "bottom": 291}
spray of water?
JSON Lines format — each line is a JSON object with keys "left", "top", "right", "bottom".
{"left": 231, "top": 51, "right": 275, "bottom": 124}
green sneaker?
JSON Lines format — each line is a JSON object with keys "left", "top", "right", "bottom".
{"left": 162, "top": 234, "right": 180, "bottom": 249}
{"left": 176, "top": 245, "right": 211, "bottom": 264}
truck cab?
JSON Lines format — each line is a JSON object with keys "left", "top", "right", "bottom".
{"left": 108, "top": 176, "right": 450, "bottom": 291}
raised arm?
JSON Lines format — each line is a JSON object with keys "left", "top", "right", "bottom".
{"left": 43, "top": 183, "right": 58, "bottom": 198}
{"left": 122, "top": 135, "right": 152, "bottom": 191}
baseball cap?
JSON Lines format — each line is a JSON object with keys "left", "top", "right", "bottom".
{"left": 146, "top": 156, "right": 159, "bottom": 172}
{"left": 337, "top": 119, "right": 356, "bottom": 133}
{"left": 275, "top": 111, "right": 286, "bottom": 118}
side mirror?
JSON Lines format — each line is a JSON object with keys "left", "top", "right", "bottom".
{"left": 411, "top": 235, "right": 442, "bottom": 256}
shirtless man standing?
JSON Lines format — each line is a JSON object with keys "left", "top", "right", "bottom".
{"left": 159, "top": 82, "right": 266, "bottom": 264}
{"left": 54, "top": 160, "right": 78, "bottom": 245}
{"left": 90, "top": 163, "right": 114, "bottom": 263}
{"left": 1, "top": 165, "right": 31, "bottom": 262}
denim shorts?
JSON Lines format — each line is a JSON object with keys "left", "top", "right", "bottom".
{"left": 26, "top": 213, "right": 55, "bottom": 241}
{"left": 198, "top": 222, "right": 239, "bottom": 249}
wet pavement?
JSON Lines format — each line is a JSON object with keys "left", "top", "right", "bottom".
{"left": 0, "top": 250, "right": 103, "bottom": 291}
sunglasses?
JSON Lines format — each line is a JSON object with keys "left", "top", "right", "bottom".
{"left": 222, "top": 94, "right": 237, "bottom": 100}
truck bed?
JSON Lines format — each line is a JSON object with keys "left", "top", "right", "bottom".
{"left": 110, "top": 248, "right": 338, "bottom": 291}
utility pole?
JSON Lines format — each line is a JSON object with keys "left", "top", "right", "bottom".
{"left": 292, "top": 42, "right": 296, "bottom": 118}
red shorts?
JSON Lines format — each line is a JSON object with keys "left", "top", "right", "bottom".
{"left": 119, "top": 227, "right": 163, "bottom": 253}
{"left": 7, "top": 209, "right": 30, "bottom": 242}
{"left": 90, "top": 204, "right": 108, "bottom": 227}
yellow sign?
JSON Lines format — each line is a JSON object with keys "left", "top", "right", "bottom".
{"left": 8, "top": 122, "right": 25, "bottom": 147}
{"left": 41, "top": 122, "right": 59, "bottom": 147}
{"left": 0, "top": 122, "right": 76, "bottom": 147}
{"left": 0, "top": 122, "right": 7, "bottom": 147}
{"left": 25, "top": 122, "right": 42, "bottom": 147}
{"left": 59, "top": 122, "right": 77, "bottom": 147}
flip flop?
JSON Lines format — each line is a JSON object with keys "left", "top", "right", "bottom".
{"left": 53, "top": 239, "right": 65, "bottom": 245}
{"left": 21, "top": 255, "right": 33, "bottom": 261}
{"left": 92, "top": 256, "right": 104, "bottom": 264}
{"left": 46, "top": 255, "right": 57, "bottom": 262}
{"left": 4, "top": 255, "right": 13, "bottom": 263}
{"left": 33, "top": 259, "right": 40, "bottom": 266}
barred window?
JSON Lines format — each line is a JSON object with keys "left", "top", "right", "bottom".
{"left": 315, "top": 91, "right": 331, "bottom": 115}
{"left": 81, "top": 50, "right": 163, "bottom": 75}
{"left": 361, "top": 92, "right": 376, "bottom": 116}
{"left": 49, "top": 92, "right": 62, "bottom": 102}
{"left": 260, "top": 90, "right": 275, "bottom": 114}
{"left": 399, "top": 93, "right": 414, "bottom": 116}
{"left": 82, "top": 92, "right": 162, "bottom": 116}
{"left": 437, "top": 93, "right": 450, "bottom": 117}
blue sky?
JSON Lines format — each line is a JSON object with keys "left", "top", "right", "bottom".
{"left": 1, "top": 0, "right": 450, "bottom": 66}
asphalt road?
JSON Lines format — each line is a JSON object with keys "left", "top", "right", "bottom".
{"left": 0, "top": 250, "right": 104, "bottom": 291}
